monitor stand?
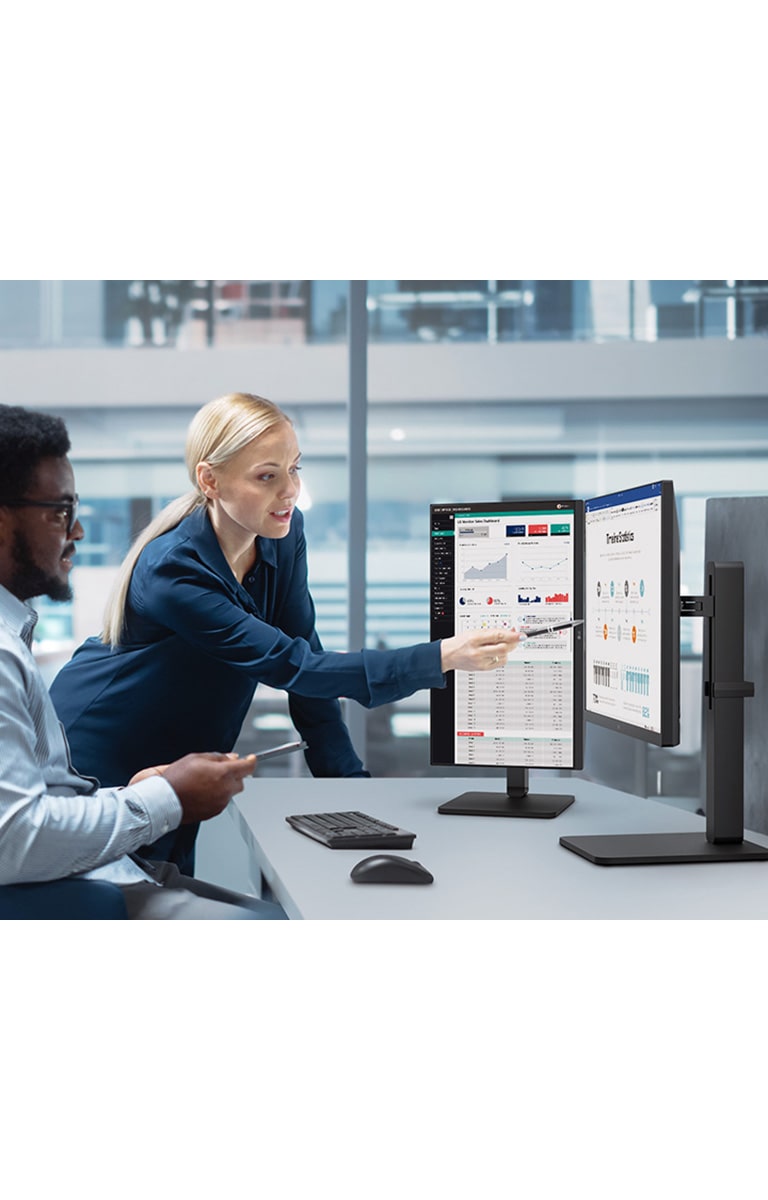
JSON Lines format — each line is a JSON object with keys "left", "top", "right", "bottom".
{"left": 560, "top": 831, "right": 768, "bottom": 866}
{"left": 561, "top": 562, "right": 768, "bottom": 866}
{"left": 438, "top": 767, "right": 574, "bottom": 819}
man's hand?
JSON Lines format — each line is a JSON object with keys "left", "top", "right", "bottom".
{"left": 440, "top": 629, "right": 521, "bottom": 673}
{"left": 128, "top": 764, "right": 170, "bottom": 785}
{"left": 139, "top": 752, "right": 257, "bottom": 824}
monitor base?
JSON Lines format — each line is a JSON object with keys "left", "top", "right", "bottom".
{"left": 439, "top": 792, "right": 575, "bottom": 819}
{"left": 560, "top": 831, "right": 768, "bottom": 866}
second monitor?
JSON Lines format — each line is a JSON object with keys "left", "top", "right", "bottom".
{"left": 584, "top": 480, "right": 680, "bottom": 748}
{"left": 430, "top": 498, "right": 585, "bottom": 817}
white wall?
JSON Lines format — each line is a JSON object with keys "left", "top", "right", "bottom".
{"left": 3, "top": 336, "right": 767, "bottom": 409}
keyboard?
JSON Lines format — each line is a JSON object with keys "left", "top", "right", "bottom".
{"left": 285, "top": 810, "right": 416, "bottom": 849}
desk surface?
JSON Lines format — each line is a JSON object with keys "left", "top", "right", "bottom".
{"left": 231, "top": 775, "right": 768, "bottom": 919}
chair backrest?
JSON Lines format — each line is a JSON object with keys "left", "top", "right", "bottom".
{"left": 0, "top": 878, "right": 128, "bottom": 920}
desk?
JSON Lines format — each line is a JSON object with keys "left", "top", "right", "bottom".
{"left": 231, "top": 776, "right": 768, "bottom": 919}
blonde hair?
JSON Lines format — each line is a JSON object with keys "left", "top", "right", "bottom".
{"left": 102, "top": 392, "right": 291, "bottom": 646}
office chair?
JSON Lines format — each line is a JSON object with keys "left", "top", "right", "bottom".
{"left": 0, "top": 878, "right": 128, "bottom": 920}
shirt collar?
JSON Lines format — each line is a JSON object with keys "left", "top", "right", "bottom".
{"left": 256, "top": 534, "right": 278, "bottom": 568}
{"left": 0, "top": 583, "right": 39, "bottom": 646}
{"left": 185, "top": 505, "right": 278, "bottom": 573}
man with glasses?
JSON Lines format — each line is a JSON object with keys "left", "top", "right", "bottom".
{"left": 0, "top": 404, "right": 286, "bottom": 919}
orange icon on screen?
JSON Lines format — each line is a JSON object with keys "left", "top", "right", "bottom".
{"left": 632, "top": 626, "right": 637, "bottom": 643}
{"left": 603, "top": 623, "right": 608, "bottom": 640}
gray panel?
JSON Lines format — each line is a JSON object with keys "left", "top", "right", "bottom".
{"left": 705, "top": 498, "right": 768, "bottom": 833}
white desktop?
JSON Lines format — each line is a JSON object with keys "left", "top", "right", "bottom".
{"left": 230, "top": 774, "right": 768, "bottom": 920}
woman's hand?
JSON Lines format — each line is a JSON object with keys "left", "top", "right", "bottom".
{"left": 440, "top": 629, "right": 521, "bottom": 673}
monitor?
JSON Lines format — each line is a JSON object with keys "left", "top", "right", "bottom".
{"left": 562, "top": 480, "right": 768, "bottom": 865}
{"left": 584, "top": 480, "right": 680, "bottom": 747}
{"left": 430, "top": 497, "right": 584, "bottom": 818}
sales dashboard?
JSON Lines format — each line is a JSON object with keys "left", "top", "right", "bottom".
{"left": 430, "top": 500, "right": 584, "bottom": 771}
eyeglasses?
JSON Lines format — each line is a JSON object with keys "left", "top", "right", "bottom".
{"left": 0, "top": 495, "right": 80, "bottom": 536}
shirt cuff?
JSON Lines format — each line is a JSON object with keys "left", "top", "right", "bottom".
{"left": 413, "top": 640, "right": 447, "bottom": 688}
{"left": 126, "top": 775, "right": 183, "bottom": 844}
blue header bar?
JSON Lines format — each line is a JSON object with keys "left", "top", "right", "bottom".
{"left": 585, "top": 480, "right": 662, "bottom": 514}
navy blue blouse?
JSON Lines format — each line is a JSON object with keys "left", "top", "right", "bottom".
{"left": 51, "top": 506, "right": 445, "bottom": 788}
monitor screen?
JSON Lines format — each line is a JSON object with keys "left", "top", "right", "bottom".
{"left": 430, "top": 498, "right": 584, "bottom": 772}
{"left": 584, "top": 480, "right": 680, "bottom": 747}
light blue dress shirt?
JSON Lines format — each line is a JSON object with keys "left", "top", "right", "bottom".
{"left": 0, "top": 583, "right": 181, "bottom": 886}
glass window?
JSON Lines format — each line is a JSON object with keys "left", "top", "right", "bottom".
{"left": 3, "top": 280, "right": 768, "bottom": 348}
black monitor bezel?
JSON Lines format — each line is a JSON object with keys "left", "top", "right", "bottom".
{"left": 584, "top": 479, "right": 680, "bottom": 748}
{"left": 429, "top": 497, "right": 585, "bottom": 772}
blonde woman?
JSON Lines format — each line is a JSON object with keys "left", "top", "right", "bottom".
{"left": 51, "top": 393, "right": 520, "bottom": 874}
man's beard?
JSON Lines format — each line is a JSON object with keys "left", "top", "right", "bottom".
{"left": 11, "top": 529, "right": 73, "bottom": 602}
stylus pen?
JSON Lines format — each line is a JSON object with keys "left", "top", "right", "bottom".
{"left": 519, "top": 619, "right": 584, "bottom": 639}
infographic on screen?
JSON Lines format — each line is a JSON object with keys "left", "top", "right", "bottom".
{"left": 585, "top": 483, "right": 662, "bottom": 735}
{"left": 438, "top": 507, "right": 577, "bottom": 767}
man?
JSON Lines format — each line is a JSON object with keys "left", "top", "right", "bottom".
{"left": 0, "top": 404, "right": 285, "bottom": 919}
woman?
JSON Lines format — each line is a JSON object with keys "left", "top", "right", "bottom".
{"left": 51, "top": 393, "right": 519, "bottom": 874}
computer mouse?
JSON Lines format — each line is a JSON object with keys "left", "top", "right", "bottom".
{"left": 350, "top": 854, "right": 434, "bottom": 885}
